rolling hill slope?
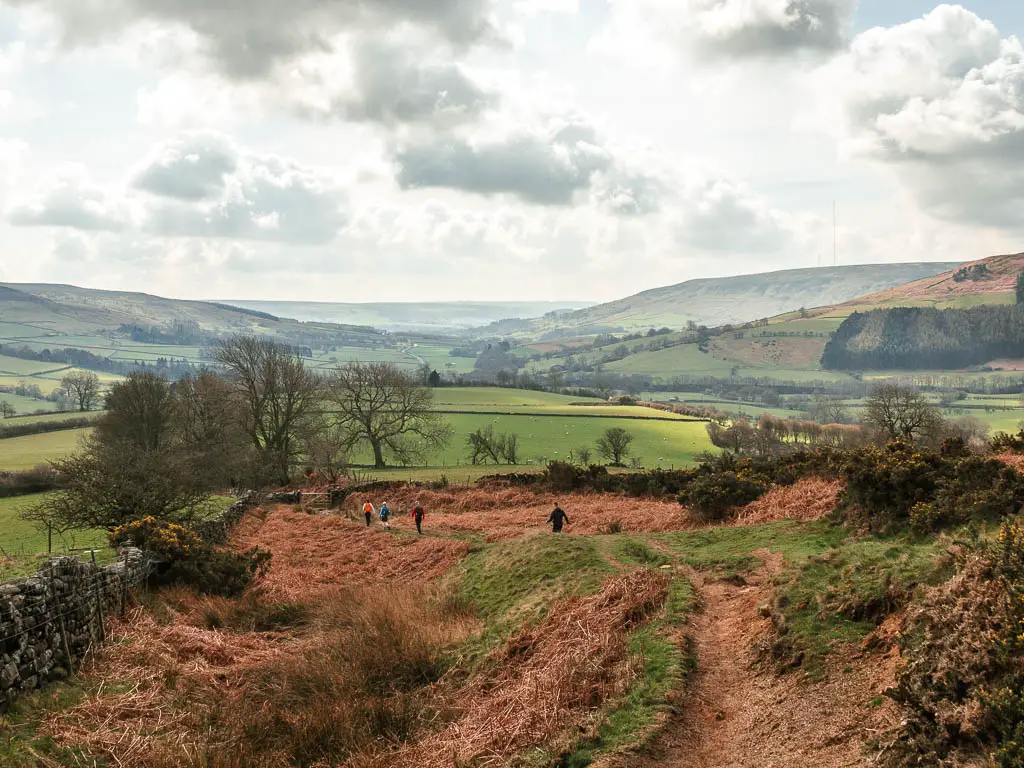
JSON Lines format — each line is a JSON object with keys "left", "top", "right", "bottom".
{"left": 216, "top": 299, "right": 593, "bottom": 333}
{"left": 478, "top": 263, "right": 958, "bottom": 338}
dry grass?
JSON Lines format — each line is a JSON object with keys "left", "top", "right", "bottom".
{"left": 355, "top": 569, "right": 669, "bottom": 768}
{"left": 343, "top": 487, "right": 693, "bottom": 540}
{"left": 231, "top": 508, "right": 472, "bottom": 600}
{"left": 995, "top": 452, "right": 1024, "bottom": 473}
{"left": 734, "top": 478, "right": 844, "bottom": 526}
{"left": 44, "top": 585, "right": 476, "bottom": 767}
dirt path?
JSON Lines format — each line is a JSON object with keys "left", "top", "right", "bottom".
{"left": 618, "top": 549, "right": 898, "bottom": 768}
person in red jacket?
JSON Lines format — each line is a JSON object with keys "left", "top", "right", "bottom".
{"left": 410, "top": 501, "right": 425, "bottom": 535}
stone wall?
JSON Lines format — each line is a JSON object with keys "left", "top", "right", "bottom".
{"left": 0, "top": 549, "right": 144, "bottom": 712}
{"left": 193, "top": 490, "right": 261, "bottom": 545}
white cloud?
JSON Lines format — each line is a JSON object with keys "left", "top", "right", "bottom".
{"left": 818, "top": 4, "right": 1024, "bottom": 227}
{"left": 7, "top": 136, "right": 350, "bottom": 244}
{"left": 7, "top": 164, "right": 135, "bottom": 231}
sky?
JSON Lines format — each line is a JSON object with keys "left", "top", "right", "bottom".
{"left": 1, "top": 1, "right": 1023, "bottom": 303}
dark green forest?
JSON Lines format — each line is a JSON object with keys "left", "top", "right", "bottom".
{"left": 821, "top": 305, "right": 1024, "bottom": 370}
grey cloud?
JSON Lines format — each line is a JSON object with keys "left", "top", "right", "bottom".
{"left": 6, "top": 0, "right": 496, "bottom": 79}
{"left": 701, "top": 0, "right": 853, "bottom": 58}
{"left": 147, "top": 153, "right": 348, "bottom": 244}
{"left": 133, "top": 134, "right": 238, "bottom": 200}
{"left": 7, "top": 174, "right": 129, "bottom": 232}
{"left": 394, "top": 121, "right": 615, "bottom": 206}
{"left": 335, "top": 40, "right": 497, "bottom": 126}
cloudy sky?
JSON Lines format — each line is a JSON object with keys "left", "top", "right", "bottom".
{"left": 1, "top": 1, "right": 1023, "bottom": 303}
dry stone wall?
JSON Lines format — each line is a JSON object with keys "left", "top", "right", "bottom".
{"left": 0, "top": 549, "right": 144, "bottom": 711}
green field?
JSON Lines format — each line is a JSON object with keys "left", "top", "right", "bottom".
{"left": 431, "top": 388, "right": 603, "bottom": 408}
{"left": 0, "top": 393, "right": 58, "bottom": 415}
{"left": 0, "top": 494, "right": 110, "bottom": 580}
{"left": 0, "top": 429, "right": 91, "bottom": 470}
{"left": 0, "top": 355, "right": 65, "bottom": 376}
{"left": 0, "top": 494, "right": 237, "bottom": 580}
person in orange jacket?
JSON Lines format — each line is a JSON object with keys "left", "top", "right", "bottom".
{"left": 362, "top": 500, "right": 374, "bottom": 527}
{"left": 410, "top": 501, "right": 425, "bottom": 535}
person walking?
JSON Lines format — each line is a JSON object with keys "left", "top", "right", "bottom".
{"left": 379, "top": 501, "right": 391, "bottom": 530}
{"left": 362, "top": 500, "right": 374, "bottom": 527}
{"left": 410, "top": 502, "right": 425, "bottom": 535}
{"left": 547, "top": 503, "right": 569, "bottom": 534}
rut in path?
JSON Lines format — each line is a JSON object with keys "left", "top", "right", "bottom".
{"left": 619, "top": 549, "right": 898, "bottom": 768}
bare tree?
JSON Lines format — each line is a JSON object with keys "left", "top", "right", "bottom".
{"left": 217, "top": 336, "right": 319, "bottom": 485}
{"left": 862, "top": 383, "right": 944, "bottom": 444}
{"left": 0, "top": 401, "right": 15, "bottom": 418}
{"left": 60, "top": 371, "right": 101, "bottom": 412}
{"left": 576, "top": 446, "right": 592, "bottom": 465}
{"left": 327, "top": 362, "right": 451, "bottom": 469}
{"left": 302, "top": 424, "right": 350, "bottom": 483}
{"left": 596, "top": 427, "right": 634, "bottom": 466}
{"left": 466, "top": 426, "right": 519, "bottom": 465}
{"left": 467, "top": 426, "right": 504, "bottom": 465}
{"left": 806, "top": 395, "right": 851, "bottom": 425}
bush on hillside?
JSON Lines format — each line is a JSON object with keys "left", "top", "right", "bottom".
{"left": 992, "top": 429, "right": 1024, "bottom": 454}
{"left": 111, "top": 517, "right": 271, "bottom": 596}
{"left": 883, "top": 520, "right": 1024, "bottom": 766}
{"left": 681, "top": 472, "right": 766, "bottom": 522}
{"left": 838, "top": 443, "right": 947, "bottom": 532}
{"left": 839, "top": 443, "right": 1024, "bottom": 534}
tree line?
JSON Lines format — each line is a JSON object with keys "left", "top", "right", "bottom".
{"left": 821, "top": 305, "right": 1024, "bottom": 371}
{"left": 29, "top": 336, "right": 450, "bottom": 533}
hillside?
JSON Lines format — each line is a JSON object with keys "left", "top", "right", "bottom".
{"left": 711, "top": 251, "right": 1024, "bottom": 374}
{"left": 480, "top": 263, "right": 958, "bottom": 338}
{"left": 217, "top": 299, "right": 593, "bottom": 333}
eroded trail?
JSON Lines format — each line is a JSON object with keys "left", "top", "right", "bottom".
{"left": 625, "top": 550, "right": 898, "bottom": 768}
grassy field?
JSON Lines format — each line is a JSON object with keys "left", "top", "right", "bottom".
{"left": 0, "top": 494, "right": 110, "bottom": 580}
{"left": 0, "top": 428, "right": 91, "bottom": 470}
{"left": 0, "top": 393, "right": 58, "bottom": 415}
{"left": 0, "top": 494, "right": 236, "bottom": 580}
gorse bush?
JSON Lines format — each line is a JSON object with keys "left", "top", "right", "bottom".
{"left": 111, "top": 516, "right": 271, "bottom": 597}
{"left": 885, "top": 519, "right": 1024, "bottom": 766}
{"left": 838, "top": 443, "right": 1024, "bottom": 534}
{"left": 681, "top": 472, "right": 766, "bottom": 522}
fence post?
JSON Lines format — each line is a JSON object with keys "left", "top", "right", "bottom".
{"left": 57, "top": 612, "right": 75, "bottom": 677}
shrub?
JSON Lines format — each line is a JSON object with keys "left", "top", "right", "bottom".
{"left": 840, "top": 444, "right": 1024, "bottom": 534}
{"left": 838, "top": 443, "right": 947, "bottom": 532}
{"left": 110, "top": 517, "right": 271, "bottom": 597}
{"left": 884, "top": 519, "right": 1024, "bottom": 765}
{"left": 992, "top": 429, "right": 1024, "bottom": 454}
{"left": 681, "top": 472, "right": 766, "bottom": 522}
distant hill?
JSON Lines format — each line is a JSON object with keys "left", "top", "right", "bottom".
{"left": 0, "top": 283, "right": 390, "bottom": 345}
{"left": 708, "top": 252, "right": 1024, "bottom": 374}
{"left": 214, "top": 300, "right": 593, "bottom": 334}
{"left": 477, "top": 263, "right": 959, "bottom": 338}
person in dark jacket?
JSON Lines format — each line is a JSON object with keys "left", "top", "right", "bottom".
{"left": 547, "top": 504, "right": 569, "bottom": 533}
{"left": 410, "top": 502, "right": 425, "bottom": 535}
